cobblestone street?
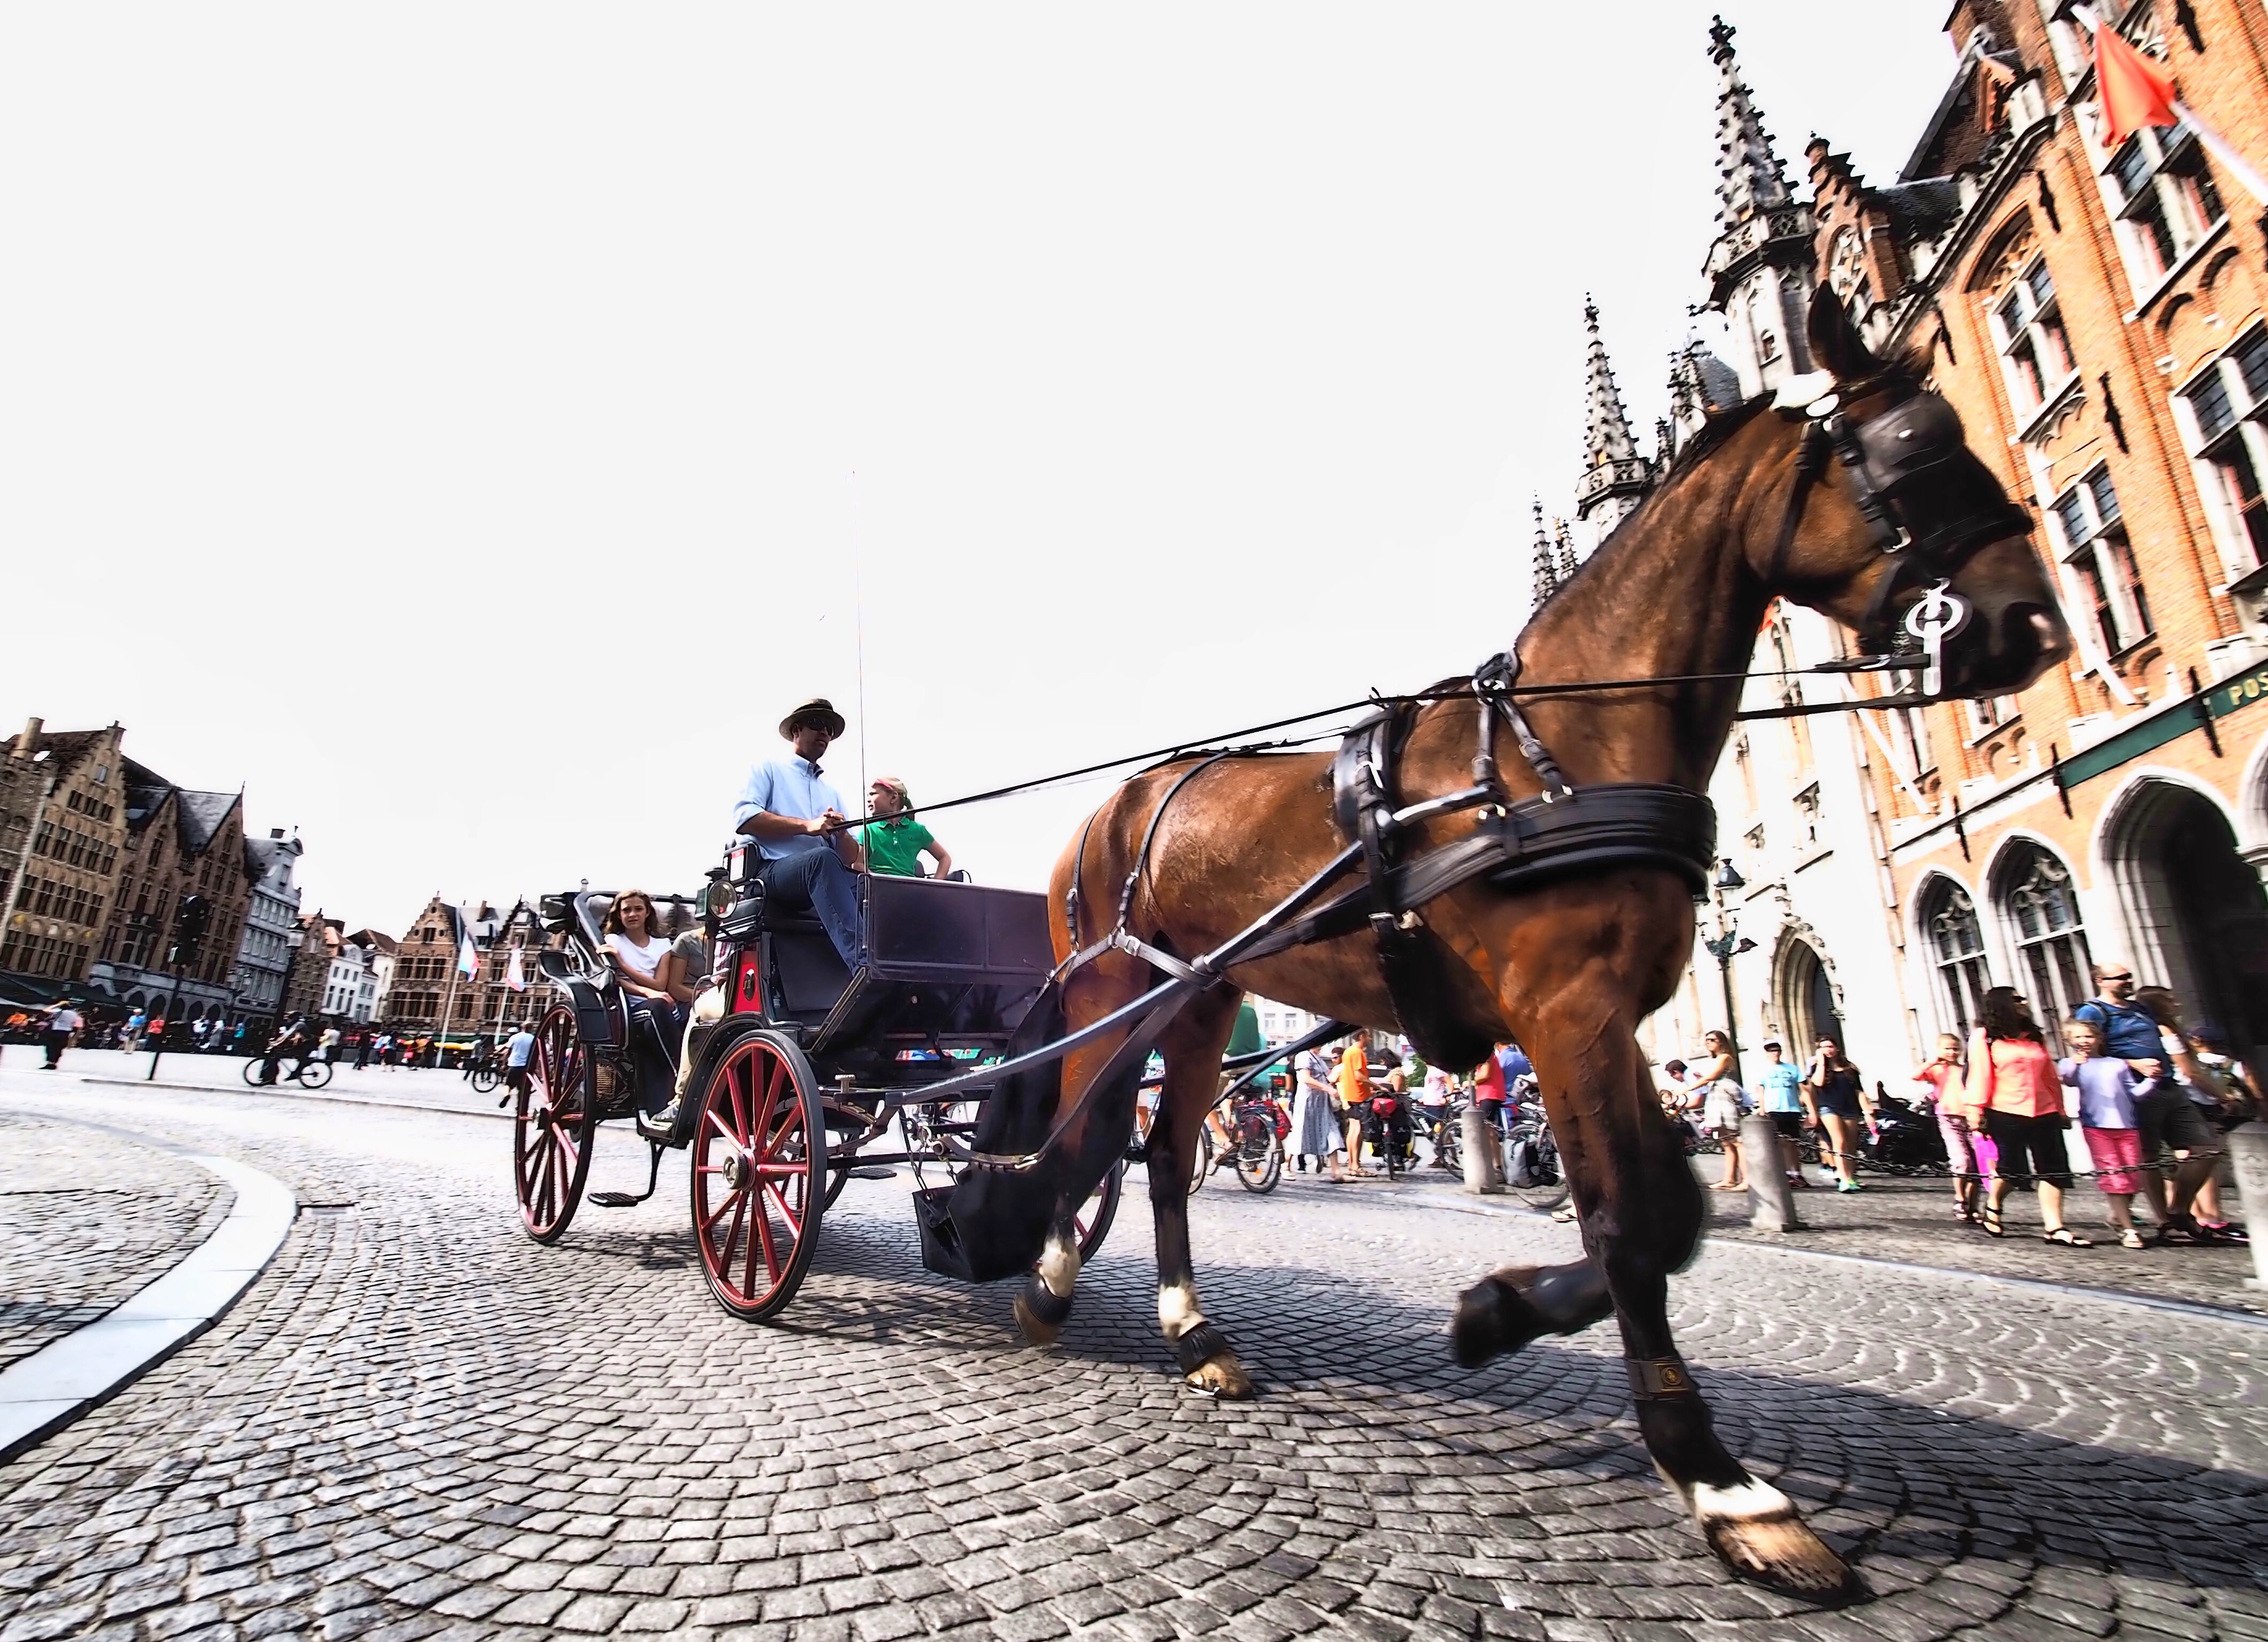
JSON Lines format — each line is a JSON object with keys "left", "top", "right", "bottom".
{"left": 2, "top": 1058, "right": 2265, "bottom": 1641}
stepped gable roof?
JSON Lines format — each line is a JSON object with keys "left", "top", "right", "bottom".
{"left": 0, "top": 727, "right": 114, "bottom": 783}
{"left": 349, "top": 929, "right": 399, "bottom": 955}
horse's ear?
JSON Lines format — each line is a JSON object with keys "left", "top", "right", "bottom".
{"left": 1806, "top": 284, "right": 1881, "bottom": 382}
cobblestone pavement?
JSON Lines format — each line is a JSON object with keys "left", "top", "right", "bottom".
{"left": 1, "top": 1070, "right": 2264, "bottom": 1642}
{"left": 0, "top": 1111, "right": 229, "bottom": 1373}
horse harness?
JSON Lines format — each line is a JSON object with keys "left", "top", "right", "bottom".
{"left": 1055, "top": 651, "right": 1718, "bottom": 1072}
{"left": 1764, "top": 373, "right": 2031, "bottom": 694}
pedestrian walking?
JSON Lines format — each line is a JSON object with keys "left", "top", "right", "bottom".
{"left": 1969, "top": 987, "right": 2087, "bottom": 1245}
{"left": 1912, "top": 1033, "right": 1978, "bottom": 1220}
{"left": 1753, "top": 1040, "right": 1811, "bottom": 1190}
{"left": 1291, "top": 1045, "right": 1347, "bottom": 1180}
{"left": 1802, "top": 1035, "right": 1872, "bottom": 1192}
{"left": 41, "top": 1002, "right": 81, "bottom": 1069}
{"left": 2133, "top": 987, "right": 2241, "bottom": 1243}
{"left": 504, "top": 1019, "right": 537, "bottom": 1096}
{"left": 125, "top": 1008, "right": 146, "bottom": 1049}
{"left": 2059, "top": 1017, "right": 2148, "bottom": 1248}
{"left": 354, "top": 1032, "right": 372, "bottom": 1070}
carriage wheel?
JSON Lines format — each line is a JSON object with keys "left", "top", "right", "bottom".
{"left": 514, "top": 1005, "right": 597, "bottom": 1244}
{"left": 1075, "top": 1160, "right": 1123, "bottom": 1262}
{"left": 691, "top": 1030, "right": 826, "bottom": 1322}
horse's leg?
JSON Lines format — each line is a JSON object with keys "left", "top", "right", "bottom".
{"left": 1527, "top": 990, "right": 1854, "bottom": 1597}
{"left": 1147, "top": 991, "right": 1250, "bottom": 1396}
{"left": 1012, "top": 1200, "right": 1083, "bottom": 1346}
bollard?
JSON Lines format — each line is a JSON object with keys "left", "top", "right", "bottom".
{"left": 2226, "top": 1122, "right": 2268, "bottom": 1291}
{"left": 1461, "top": 1106, "right": 1506, "bottom": 1195}
{"left": 1741, "top": 1114, "right": 1800, "bottom": 1232}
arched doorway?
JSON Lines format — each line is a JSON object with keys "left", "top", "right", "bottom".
{"left": 2103, "top": 778, "right": 2268, "bottom": 1067}
{"left": 1773, "top": 938, "right": 1845, "bottom": 1055}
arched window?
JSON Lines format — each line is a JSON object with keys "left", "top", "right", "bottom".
{"left": 1995, "top": 841, "right": 2092, "bottom": 1052}
{"left": 1919, "top": 876, "right": 1992, "bottom": 1036}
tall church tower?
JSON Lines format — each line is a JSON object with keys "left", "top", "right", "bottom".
{"left": 1702, "top": 16, "right": 1816, "bottom": 398}
{"left": 1570, "top": 298, "right": 1655, "bottom": 545}
{"left": 1529, "top": 498, "right": 1560, "bottom": 610}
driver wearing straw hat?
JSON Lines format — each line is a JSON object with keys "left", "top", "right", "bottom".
{"left": 730, "top": 697, "right": 866, "bottom": 973}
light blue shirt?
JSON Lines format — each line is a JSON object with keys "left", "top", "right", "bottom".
{"left": 1755, "top": 1060, "right": 1804, "bottom": 1114}
{"left": 732, "top": 756, "right": 846, "bottom": 862}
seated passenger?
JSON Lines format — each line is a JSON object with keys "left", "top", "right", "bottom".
{"left": 602, "top": 888, "right": 683, "bottom": 1115}
{"left": 729, "top": 696, "right": 866, "bottom": 972}
{"left": 857, "top": 778, "right": 953, "bottom": 879}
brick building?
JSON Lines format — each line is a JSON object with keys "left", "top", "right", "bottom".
{"left": 1800, "top": 0, "right": 2268, "bottom": 1070}
{"left": 1546, "top": 7, "right": 2268, "bottom": 1088}
{"left": 0, "top": 720, "right": 128, "bottom": 998}
{"left": 91, "top": 763, "right": 254, "bottom": 1026}
{"left": 383, "top": 895, "right": 549, "bottom": 1035}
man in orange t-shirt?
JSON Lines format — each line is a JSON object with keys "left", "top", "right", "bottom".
{"left": 1334, "top": 1040, "right": 1370, "bottom": 1177}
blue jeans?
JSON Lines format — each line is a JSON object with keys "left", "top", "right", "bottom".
{"left": 758, "top": 848, "right": 865, "bottom": 971}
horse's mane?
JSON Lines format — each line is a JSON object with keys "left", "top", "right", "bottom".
{"left": 1533, "top": 351, "right": 1928, "bottom": 621}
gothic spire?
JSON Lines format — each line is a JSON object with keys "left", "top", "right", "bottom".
{"left": 1708, "top": 15, "right": 1794, "bottom": 235}
{"left": 1572, "top": 298, "right": 1655, "bottom": 530}
{"left": 1552, "top": 517, "right": 1579, "bottom": 584}
{"left": 1530, "top": 497, "right": 1559, "bottom": 607}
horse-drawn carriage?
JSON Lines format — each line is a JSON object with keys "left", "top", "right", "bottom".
{"left": 510, "top": 848, "right": 1122, "bottom": 1320}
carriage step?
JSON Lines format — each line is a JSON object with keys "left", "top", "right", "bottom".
{"left": 850, "top": 1167, "right": 896, "bottom": 1180}
{"left": 589, "top": 1191, "right": 645, "bottom": 1209}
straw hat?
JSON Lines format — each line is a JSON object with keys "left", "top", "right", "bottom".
{"left": 778, "top": 697, "right": 846, "bottom": 739}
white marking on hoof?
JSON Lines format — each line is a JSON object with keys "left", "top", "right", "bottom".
{"left": 1158, "top": 1281, "right": 1204, "bottom": 1337}
{"left": 1037, "top": 1233, "right": 1079, "bottom": 1299}
{"left": 1688, "top": 1479, "right": 1794, "bottom": 1522}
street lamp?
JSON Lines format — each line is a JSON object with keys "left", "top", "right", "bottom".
{"left": 1700, "top": 858, "right": 1757, "bottom": 1084}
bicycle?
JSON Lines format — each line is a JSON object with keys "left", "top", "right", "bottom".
{"left": 243, "top": 1054, "right": 332, "bottom": 1090}
{"left": 1191, "top": 1090, "right": 1286, "bottom": 1195}
{"left": 468, "top": 1062, "right": 501, "bottom": 1095}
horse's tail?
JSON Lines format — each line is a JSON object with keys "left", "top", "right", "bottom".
{"left": 936, "top": 980, "right": 1151, "bottom": 1283}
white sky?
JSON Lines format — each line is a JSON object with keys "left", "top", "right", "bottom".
{"left": 0, "top": 5, "right": 1960, "bottom": 933}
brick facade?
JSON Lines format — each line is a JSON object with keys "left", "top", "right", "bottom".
{"left": 0, "top": 721, "right": 129, "bottom": 990}
{"left": 382, "top": 896, "right": 550, "bottom": 1036}
{"left": 1806, "top": 0, "right": 2268, "bottom": 1070}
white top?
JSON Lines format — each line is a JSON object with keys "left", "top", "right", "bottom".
{"left": 49, "top": 1008, "right": 81, "bottom": 1032}
{"left": 608, "top": 932, "right": 670, "bottom": 981}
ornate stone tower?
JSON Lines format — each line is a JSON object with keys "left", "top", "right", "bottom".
{"left": 1702, "top": 15, "right": 1816, "bottom": 398}
{"left": 1571, "top": 298, "right": 1656, "bottom": 544}
{"left": 1530, "top": 498, "right": 1560, "bottom": 609}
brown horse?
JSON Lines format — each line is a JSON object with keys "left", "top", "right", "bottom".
{"left": 993, "top": 292, "right": 2069, "bottom": 1594}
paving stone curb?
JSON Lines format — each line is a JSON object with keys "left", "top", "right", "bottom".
{"left": 0, "top": 1149, "right": 297, "bottom": 1464}
{"left": 79, "top": 1075, "right": 511, "bottom": 1124}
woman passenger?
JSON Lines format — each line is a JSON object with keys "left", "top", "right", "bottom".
{"left": 603, "top": 890, "right": 684, "bottom": 1112}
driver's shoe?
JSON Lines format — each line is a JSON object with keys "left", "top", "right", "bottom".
{"left": 636, "top": 1099, "right": 683, "bottom": 1143}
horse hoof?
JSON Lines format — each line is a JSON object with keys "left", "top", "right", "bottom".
{"left": 1693, "top": 1484, "right": 1859, "bottom": 1600}
{"left": 1451, "top": 1269, "right": 1542, "bottom": 1367}
{"left": 1184, "top": 1352, "right": 1253, "bottom": 1399}
{"left": 1012, "top": 1293, "right": 1062, "bottom": 1347}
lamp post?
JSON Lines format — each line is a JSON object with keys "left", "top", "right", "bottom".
{"left": 1699, "top": 858, "right": 1758, "bottom": 1086}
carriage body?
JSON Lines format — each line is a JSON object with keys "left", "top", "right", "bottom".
{"left": 510, "top": 851, "right": 1122, "bottom": 1320}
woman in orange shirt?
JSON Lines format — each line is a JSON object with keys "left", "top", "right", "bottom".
{"left": 1969, "top": 986, "right": 2088, "bottom": 1246}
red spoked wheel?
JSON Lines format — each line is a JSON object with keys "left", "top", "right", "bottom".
{"left": 691, "top": 1029, "right": 826, "bottom": 1321}
{"left": 514, "top": 1004, "right": 597, "bottom": 1244}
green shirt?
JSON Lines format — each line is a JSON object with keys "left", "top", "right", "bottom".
{"left": 858, "top": 815, "right": 937, "bottom": 877}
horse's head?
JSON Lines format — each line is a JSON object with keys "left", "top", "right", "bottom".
{"left": 1752, "top": 288, "right": 2070, "bottom": 698}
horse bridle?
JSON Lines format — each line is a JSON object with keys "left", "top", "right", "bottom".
{"left": 1765, "top": 378, "right": 2032, "bottom": 693}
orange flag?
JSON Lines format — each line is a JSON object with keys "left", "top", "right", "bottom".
{"left": 2094, "top": 24, "right": 2177, "bottom": 148}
